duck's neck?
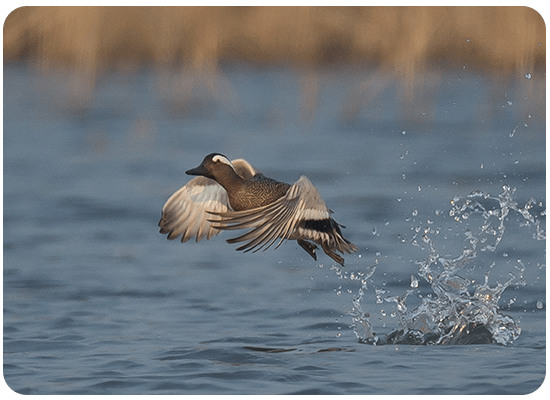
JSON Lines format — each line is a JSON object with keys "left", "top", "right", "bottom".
{"left": 213, "top": 168, "right": 244, "bottom": 194}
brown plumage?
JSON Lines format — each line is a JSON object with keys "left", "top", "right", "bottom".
{"left": 159, "top": 153, "right": 358, "bottom": 265}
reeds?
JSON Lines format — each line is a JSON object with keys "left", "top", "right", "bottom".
{"left": 3, "top": 7, "right": 545, "bottom": 121}
{"left": 4, "top": 6, "right": 545, "bottom": 73}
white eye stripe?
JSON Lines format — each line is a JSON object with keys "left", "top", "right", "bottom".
{"left": 212, "top": 155, "right": 234, "bottom": 168}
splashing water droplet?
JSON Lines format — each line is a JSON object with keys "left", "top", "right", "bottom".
{"left": 350, "top": 186, "right": 542, "bottom": 346}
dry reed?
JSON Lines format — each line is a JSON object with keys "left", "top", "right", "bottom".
{"left": 4, "top": 6, "right": 545, "bottom": 73}
{"left": 3, "top": 7, "right": 545, "bottom": 121}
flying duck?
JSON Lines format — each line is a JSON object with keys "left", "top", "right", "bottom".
{"left": 158, "top": 153, "right": 358, "bottom": 265}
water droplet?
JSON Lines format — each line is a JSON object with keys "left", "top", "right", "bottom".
{"left": 412, "top": 210, "right": 418, "bottom": 216}
{"left": 402, "top": 130, "right": 406, "bottom": 135}
{"left": 525, "top": 73, "right": 532, "bottom": 80}
{"left": 410, "top": 275, "right": 419, "bottom": 288}
{"left": 536, "top": 300, "right": 544, "bottom": 309}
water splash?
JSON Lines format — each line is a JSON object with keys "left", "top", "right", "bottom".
{"left": 350, "top": 185, "right": 545, "bottom": 346}
{"left": 346, "top": 263, "right": 378, "bottom": 344}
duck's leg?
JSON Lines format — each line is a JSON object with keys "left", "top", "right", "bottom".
{"left": 297, "top": 239, "right": 318, "bottom": 261}
{"left": 321, "top": 242, "right": 345, "bottom": 266}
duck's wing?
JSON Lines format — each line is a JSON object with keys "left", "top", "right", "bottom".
{"left": 159, "top": 176, "right": 231, "bottom": 243}
{"left": 209, "top": 176, "right": 356, "bottom": 254}
{"left": 232, "top": 159, "right": 260, "bottom": 179}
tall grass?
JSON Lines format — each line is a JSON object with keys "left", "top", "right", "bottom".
{"left": 4, "top": 6, "right": 545, "bottom": 72}
{"left": 3, "top": 7, "right": 545, "bottom": 120}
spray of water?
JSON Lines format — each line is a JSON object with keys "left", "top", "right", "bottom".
{"left": 348, "top": 185, "right": 545, "bottom": 346}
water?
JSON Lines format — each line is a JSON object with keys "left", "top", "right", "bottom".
{"left": 3, "top": 64, "right": 546, "bottom": 394}
{"left": 350, "top": 185, "right": 544, "bottom": 346}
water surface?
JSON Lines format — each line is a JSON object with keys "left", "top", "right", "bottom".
{"left": 3, "top": 65, "right": 545, "bottom": 394}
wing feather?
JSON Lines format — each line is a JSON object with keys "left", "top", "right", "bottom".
{"left": 159, "top": 176, "right": 231, "bottom": 242}
{"left": 159, "top": 158, "right": 261, "bottom": 244}
{"left": 209, "top": 176, "right": 334, "bottom": 251}
{"left": 232, "top": 159, "right": 260, "bottom": 179}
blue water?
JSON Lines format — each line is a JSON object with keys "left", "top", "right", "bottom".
{"left": 3, "top": 64, "right": 545, "bottom": 394}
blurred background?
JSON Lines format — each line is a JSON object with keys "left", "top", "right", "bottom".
{"left": 3, "top": 6, "right": 546, "bottom": 121}
{"left": 3, "top": 6, "right": 547, "bottom": 395}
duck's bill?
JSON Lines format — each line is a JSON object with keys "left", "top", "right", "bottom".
{"left": 185, "top": 165, "right": 209, "bottom": 176}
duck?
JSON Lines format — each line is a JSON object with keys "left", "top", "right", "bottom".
{"left": 158, "top": 153, "right": 358, "bottom": 265}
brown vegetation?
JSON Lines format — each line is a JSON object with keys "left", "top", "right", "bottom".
{"left": 4, "top": 6, "right": 545, "bottom": 73}
{"left": 3, "top": 7, "right": 545, "bottom": 121}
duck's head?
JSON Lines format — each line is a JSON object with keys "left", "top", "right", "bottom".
{"left": 186, "top": 153, "right": 237, "bottom": 180}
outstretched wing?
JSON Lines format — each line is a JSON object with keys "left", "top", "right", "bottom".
{"left": 209, "top": 175, "right": 347, "bottom": 253}
{"left": 159, "top": 176, "right": 230, "bottom": 242}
